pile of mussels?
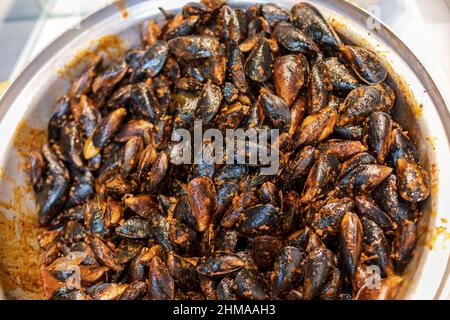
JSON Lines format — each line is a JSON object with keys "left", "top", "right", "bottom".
{"left": 30, "top": 0, "right": 430, "bottom": 300}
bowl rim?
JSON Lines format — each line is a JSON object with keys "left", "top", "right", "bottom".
{"left": 0, "top": 0, "right": 449, "bottom": 299}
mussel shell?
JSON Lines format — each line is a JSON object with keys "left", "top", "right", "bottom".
{"left": 366, "top": 111, "right": 393, "bottom": 164}
{"left": 272, "top": 246, "right": 305, "bottom": 297}
{"left": 339, "top": 45, "right": 387, "bottom": 84}
{"left": 245, "top": 36, "right": 273, "bottom": 83}
{"left": 273, "top": 54, "right": 309, "bottom": 107}
{"left": 274, "top": 22, "right": 321, "bottom": 57}
{"left": 168, "top": 35, "right": 221, "bottom": 60}
{"left": 197, "top": 252, "right": 245, "bottom": 277}
{"left": 290, "top": 2, "right": 342, "bottom": 53}
{"left": 238, "top": 204, "right": 282, "bottom": 237}
{"left": 396, "top": 158, "right": 430, "bottom": 203}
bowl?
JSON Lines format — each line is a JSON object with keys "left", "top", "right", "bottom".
{"left": 0, "top": 0, "right": 449, "bottom": 299}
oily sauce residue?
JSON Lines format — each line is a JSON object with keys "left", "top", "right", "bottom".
{"left": 57, "top": 34, "right": 126, "bottom": 80}
{"left": 0, "top": 181, "right": 44, "bottom": 299}
{"left": 12, "top": 120, "right": 46, "bottom": 161}
{"left": 0, "top": 120, "right": 48, "bottom": 299}
{"left": 419, "top": 224, "right": 450, "bottom": 250}
{"left": 115, "top": 0, "right": 129, "bottom": 19}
